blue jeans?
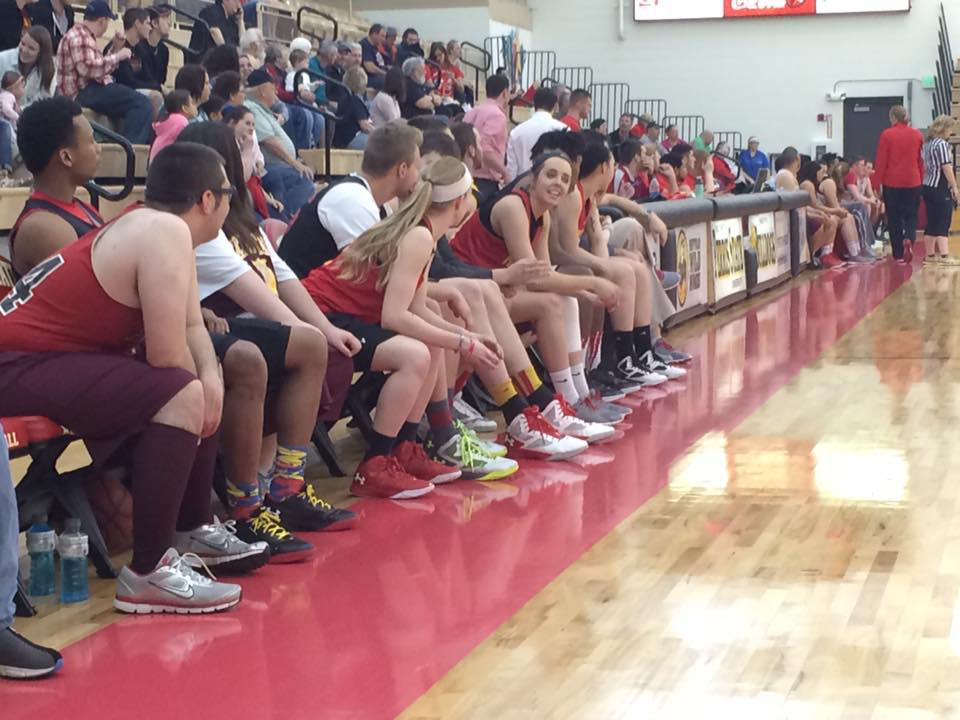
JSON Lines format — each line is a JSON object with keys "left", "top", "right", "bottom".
{"left": 1, "top": 428, "right": 16, "bottom": 630}
{"left": 77, "top": 82, "right": 154, "bottom": 145}
{"left": 282, "top": 103, "right": 314, "bottom": 151}
{"left": 348, "top": 131, "right": 369, "bottom": 150}
{"left": 263, "top": 161, "right": 314, "bottom": 220}
{"left": 0, "top": 119, "right": 12, "bottom": 170}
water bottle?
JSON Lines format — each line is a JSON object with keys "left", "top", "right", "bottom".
{"left": 695, "top": 178, "right": 705, "bottom": 199}
{"left": 59, "top": 518, "right": 89, "bottom": 604}
{"left": 26, "top": 514, "right": 56, "bottom": 600}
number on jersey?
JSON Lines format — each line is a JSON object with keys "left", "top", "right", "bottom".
{"left": 0, "top": 255, "right": 65, "bottom": 316}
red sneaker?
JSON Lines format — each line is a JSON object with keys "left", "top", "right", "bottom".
{"left": 351, "top": 455, "right": 434, "bottom": 500}
{"left": 393, "top": 441, "right": 462, "bottom": 485}
{"left": 821, "top": 253, "right": 846, "bottom": 270}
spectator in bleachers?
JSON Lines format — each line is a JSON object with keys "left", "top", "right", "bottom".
{"left": 199, "top": 93, "right": 224, "bottom": 121}
{"left": 212, "top": 69, "right": 243, "bottom": 106}
{"left": 239, "top": 27, "right": 265, "bottom": 69}
{"left": 738, "top": 136, "right": 768, "bottom": 181}
{"left": 0, "top": 0, "right": 36, "bottom": 53}
{"left": 150, "top": 89, "right": 195, "bottom": 163}
{"left": 57, "top": 0, "right": 153, "bottom": 145}
{"left": 920, "top": 115, "right": 957, "bottom": 263}
{"left": 660, "top": 124, "right": 681, "bottom": 154}
{"left": 333, "top": 66, "right": 373, "bottom": 150}
{"left": 844, "top": 156, "right": 883, "bottom": 227}
{"left": 244, "top": 67, "right": 314, "bottom": 219}
{"left": 340, "top": 40, "right": 362, "bottom": 70}
{"left": 875, "top": 104, "right": 923, "bottom": 263}
{"left": 445, "top": 40, "right": 473, "bottom": 107}
{"left": 370, "top": 64, "right": 403, "bottom": 129}
{"left": 463, "top": 73, "right": 510, "bottom": 201}
{"left": 174, "top": 64, "right": 211, "bottom": 121}
{"left": 0, "top": 142, "right": 270, "bottom": 612}
{"left": 506, "top": 86, "right": 565, "bottom": 182}
{"left": 656, "top": 143, "right": 695, "bottom": 200}
{"left": 135, "top": 5, "right": 170, "bottom": 90}
{"left": 693, "top": 129, "right": 714, "bottom": 154}
{"left": 113, "top": 8, "right": 163, "bottom": 118}
{"left": 426, "top": 42, "right": 455, "bottom": 100}
{"left": 774, "top": 146, "right": 800, "bottom": 190}
{"left": 397, "top": 27, "right": 423, "bottom": 66}
{"left": 590, "top": 118, "right": 607, "bottom": 135}
{"left": 608, "top": 113, "right": 634, "bottom": 152}
{"left": 203, "top": 43, "right": 241, "bottom": 81}
{"left": 640, "top": 122, "right": 660, "bottom": 148}
{"left": 0, "top": 27, "right": 55, "bottom": 109}
{"left": 222, "top": 103, "right": 283, "bottom": 219}
{"left": 262, "top": 44, "right": 316, "bottom": 151}
{"left": 286, "top": 49, "right": 319, "bottom": 108}
{"left": 400, "top": 56, "right": 443, "bottom": 120}
{"left": 559, "top": 88, "right": 590, "bottom": 132}
{"left": 189, "top": 0, "right": 243, "bottom": 61}
{"left": 360, "top": 23, "right": 388, "bottom": 90}
{"left": 309, "top": 40, "right": 337, "bottom": 105}
{"left": 712, "top": 141, "right": 738, "bottom": 194}
{"left": 10, "top": 97, "right": 101, "bottom": 277}
{"left": 612, "top": 139, "right": 657, "bottom": 201}
{"left": 0, "top": 71, "right": 23, "bottom": 128}
{"left": 384, "top": 27, "right": 398, "bottom": 65}
{"left": 27, "top": 0, "right": 71, "bottom": 51}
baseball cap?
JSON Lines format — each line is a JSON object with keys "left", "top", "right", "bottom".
{"left": 629, "top": 124, "right": 646, "bottom": 137}
{"left": 246, "top": 68, "right": 273, "bottom": 88}
{"left": 637, "top": 113, "right": 654, "bottom": 125}
{"left": 84, "top": 0, "right": 116, "bottom": 20}
{"left": 289, "top": 37, "right": 312, "bottom": 55}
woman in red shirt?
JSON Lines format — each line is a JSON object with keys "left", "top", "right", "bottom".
{"left": 425, "top": 42, "right": 455, "bottom": 99}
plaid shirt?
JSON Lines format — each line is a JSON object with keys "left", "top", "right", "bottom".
{"left": 56, "top": 24, "right": 121, "bottom": 98}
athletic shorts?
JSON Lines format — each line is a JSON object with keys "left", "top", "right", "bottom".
{"left": 0, "top": 351, "right": 194, "bottom": 465}
{"left": 325, "top": 313, "right": 395, "bottom": 371}
{"left": 209, "top": 317, "right": 291, "bottom": 391}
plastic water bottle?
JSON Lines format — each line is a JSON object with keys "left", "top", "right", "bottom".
{"left": 695, "top": 178, "right": 705, "bottom": 199}
{"left": 26, "top": 514, "right": 56, "bottom": 600}
{"left": 59, "top": 518, "right": 89, "bottom": 604}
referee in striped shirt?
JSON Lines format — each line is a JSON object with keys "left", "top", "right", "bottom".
{"left": 921, "top": 115, "right": 958, "bottom": 263}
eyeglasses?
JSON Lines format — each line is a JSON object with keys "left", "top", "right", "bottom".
{"left": 207, "top": 187, "right": 236, "bottom": 200}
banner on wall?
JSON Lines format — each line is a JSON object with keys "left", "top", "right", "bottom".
{"left": 635, "top": 0, "right": 909, "bottom": 21}
{"left": 674, "top": 223, "right": 709, "bottom": 312}
{"left": 773, "top": 210, "right": 792, "bottom": 275}
{"left": 749, "top": 212, "right": 778, "bottom": 285}
{"left": 711, "top": 218, "right": 746, "bottom": 302}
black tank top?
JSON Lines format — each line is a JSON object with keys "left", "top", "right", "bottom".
{"left": 9, "top": 192, "right": 104, "bottom": 277}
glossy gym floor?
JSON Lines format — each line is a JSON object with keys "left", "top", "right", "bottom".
{"left": 8, "top": 251, "right": 960, "bottom": 719}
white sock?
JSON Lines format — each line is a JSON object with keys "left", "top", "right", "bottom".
{"left": 549, "top": 368, "right": 580, "bottom": 404}
{"left": 570, "top": 362, "right": 591, "bottom": 397}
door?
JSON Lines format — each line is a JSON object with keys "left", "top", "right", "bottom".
{"left": 843, "top": 96, "right": 903, "bottom": 160}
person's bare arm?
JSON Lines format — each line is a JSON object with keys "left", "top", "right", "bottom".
{"left": 598, "top": 192, "right": 668, "bottom": 245}
{"left": 222, "top": 270, "right": 305, "bottom": 326}
{"left": 415, "top": 94, "right": 435, "bottom": 110}
{"left": 551, "top": 190, "right": 607, "bottom": 273}
{"left": 12, "top": 213, "right": 81, "bottom": 277}
{"left": 184, "top": 267, "right": 223, "bottom": 437}
{"left": 260, "top": 136, "right": 312, "bottom": 178}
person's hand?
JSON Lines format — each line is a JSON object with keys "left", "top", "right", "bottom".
{"left": 275, "top": 112, "right": 285, "bottom": 125}
{"left": 659, "top": 163, "right": 676, "bottom": 180}
{"left": 591, "top": 277, "right": 620, "bottom": 310}
{"left": 201, "top": 308, "right": 229, "bottom": 335}
{"left": 951, "top": 186, "right": 959, "bottom": 202}
{"left": 469, "top": 332, "right": 502, "bottom": 360}
{"left": 299, "top": 87, "right": 314, "bottom": 103}
{"left": 115, "top": 47, "right": 133, "bottom": 62}
{"left": 647, "top": 211, "right": 668, "bottom": 246}
{"left": 267, "top": 195, "right": 284, "bottom": 212}
{"left": 461, "top": 335, "right": 500, "bottom": 369}
{"left": 445, "top": 288, "right": 472, "bottom": 325}
{"left": 617, "top": 180, "right": 634, "bottom": 198}
{"left": 294, "top": 160, "right": 313, "bottom": 179}
{"left": 110, "top": 31, "right": 125, "bottom": 52}
{"left": 210, "top": 27, "right": 225, "bottom": 46}
{"left": 499, "top": 258, "right": 551, "bottom": 286}
{"left": 325, "top": 326, "right": 361, "bottom": 357}
{"left": 199, "top": 368, "right": 224, "bottom": 438}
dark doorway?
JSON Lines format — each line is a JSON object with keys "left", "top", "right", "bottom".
{"left": 843, "top": 96, "right": 903, "bottom": 161}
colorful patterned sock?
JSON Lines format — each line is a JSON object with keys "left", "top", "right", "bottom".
{"left": 268, "top": 444, "right": 308, "bottom": 502}
{"left": 225, "top": 475, "right": 261, "bottom": 520}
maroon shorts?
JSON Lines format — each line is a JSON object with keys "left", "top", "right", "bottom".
{"left": 0, "top": 351, "right": 194, "bottom": 464}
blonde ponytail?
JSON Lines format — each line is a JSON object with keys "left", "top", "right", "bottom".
{"left": 338, "top": 156, "right": 469, "bottom": 289}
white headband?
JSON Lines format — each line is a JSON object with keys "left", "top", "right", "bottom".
{"left": 431, "top": 168, "right": 473, "bottom": 203}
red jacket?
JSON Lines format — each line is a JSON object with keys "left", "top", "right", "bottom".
{"left": 874, "top": 123, "right": 923, "bottom": 189}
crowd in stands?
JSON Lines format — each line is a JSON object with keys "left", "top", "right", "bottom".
{"left": 0, "top": 0, "right": 955, "bottom": 681}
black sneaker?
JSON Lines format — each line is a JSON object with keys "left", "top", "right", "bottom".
{"left": 234, "top": 507, "right": 314, "bottom": 564}
{"left": 266, "top": 484, "right": 358, "bottom": 532}
{"left": 586, "top": 369, "right": 627, "bottom": 401}
{"left": 0, "top": 627, "right": 63, "bottom": 680}
{"left": 594, "top": 367, "right": 645, "bottom": 396}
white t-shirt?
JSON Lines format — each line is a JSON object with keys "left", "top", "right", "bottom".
{"left": 316, "top": 174, "right": 382, "bottom": 251}
{"left": 195, "top": 228, "right": 297, "bottom": 302}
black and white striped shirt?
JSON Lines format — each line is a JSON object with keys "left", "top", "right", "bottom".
{"left": 922, "top": 137, "right": 952, "bottom": 188}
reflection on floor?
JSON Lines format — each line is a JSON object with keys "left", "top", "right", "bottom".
{"left": 9, "top": 257, "right": 942, "bottom": 720}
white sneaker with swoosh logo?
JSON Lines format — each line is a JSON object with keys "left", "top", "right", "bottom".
{"left": 174, "top": 517, "right": 270, "bottom": 574}
{"left": 114, "top": 548, "right": 242, "bottom": 615}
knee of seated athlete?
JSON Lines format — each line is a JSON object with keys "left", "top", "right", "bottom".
{"left": 222, "top": 339, "right": 268, "bottom": 391}
{"left": 287, "top": 324, "right": 328, "bottom": 370}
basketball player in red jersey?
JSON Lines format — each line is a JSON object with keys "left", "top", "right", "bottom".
{"left": 0, "top": 143, "right": 267, "bottom": 614}
{"left": 10, "top": 97, "right": 103, "bottom": 278}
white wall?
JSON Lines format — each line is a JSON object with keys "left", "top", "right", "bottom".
{"left": 359, "top": 7, "right": 492, "bottom": 48}
{"left": 528, "top": 1, "right": 960, "bottom": 155}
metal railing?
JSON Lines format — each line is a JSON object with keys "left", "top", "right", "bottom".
{"left": 715, "top": 131, "right": 743, "bottom": 152}
{"left": 482, "top": 36, "right": 556, "bottom": 91}
{"left": 624, "top": 99, "right": 668, "bottom": 125}
{"left": 547, "top": 66, "right": 593, "bottom": 93}
{"left": 86, "top": 121, "right": 136, "bottom": 207}
{"left": 297, "top": 6, "right": 338, "bottom": 43}
{"left": 664, "top": 115, "right": 706, "bottom": 143}
{"left": 935, "top": 2, "right": 954, "bottom": 119}
{"left": 258, "top": 3, "right": 299, "bottom": 48}
{"left": 459, "top": 41, "right": 490, "bottom": 99}
{"left": 589, "top": 82, "right": 630, "bottom": 125}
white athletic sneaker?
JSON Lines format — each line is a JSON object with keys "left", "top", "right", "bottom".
{"left": 542, "top": 395, "right": 616, "bottom": 444}
{"left": 637, "top": 350, "right": 687, "bottom": 380}
{"left": 452, "top": 393, "right": 499, "bottom": 433}
{"left": 454, "top": 420, "right": 507, "bottom": 457}
{"left": 114, "top": 548, "right": 242, "bottom": 615}
{"left": 173, "top": 517, "right": 270, "bottom": 574}
{"left": 617, "top": 356, "right": 667, "bottom": 387}
{"left": 503, "top": 406, "right": 588, "bottom": 461}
